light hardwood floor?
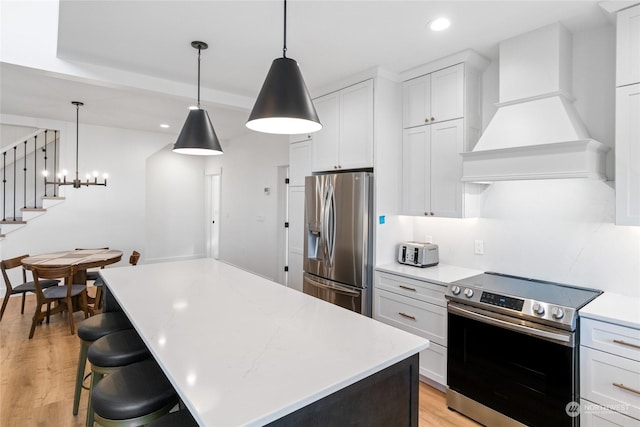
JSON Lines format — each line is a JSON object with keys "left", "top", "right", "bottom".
{"left": 1, "top": 293, "right": 479, "bottom": 426}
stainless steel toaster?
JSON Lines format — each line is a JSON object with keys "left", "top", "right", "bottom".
{"left": 397, "top": 242, "right": 439, "bottom": 267}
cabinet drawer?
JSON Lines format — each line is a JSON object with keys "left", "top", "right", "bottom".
{"left": 580, "top": 346, "right": 640, "bottom": 421}
{"left": 374, "top": 288, "right": 446, "bottom": 346}
{"left": 375, "top": 272, "right": 446, "bottom": 307}
{"left": 581, "top": 399, "right": 639, "bottom": 426}
{"left": 581, "top": 318, "right": 640, "bottom": 362}
{"left": 419, "top": 341, "right": 446, "bottom": 386}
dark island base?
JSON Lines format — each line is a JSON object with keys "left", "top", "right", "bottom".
{"left": 267, "top": 353, "right": 420, "bottom": 427}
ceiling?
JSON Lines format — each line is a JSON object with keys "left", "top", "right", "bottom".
{"left": 1, "top": 0, "right": 614, "bottom": 143}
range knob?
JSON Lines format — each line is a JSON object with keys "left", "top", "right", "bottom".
{"left": 532, "top": 302, "right": 545, "bottom": 316}
{"left": 551, "top": 307, "right": 565, "bottom": 320}
{"left": 463, "top": 288, "right": 474, "bottom": 298}
{"left": 451, "top": 285, "right": 461, "bottom": 295}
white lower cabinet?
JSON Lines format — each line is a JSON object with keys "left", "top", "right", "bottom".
{"left": 374, "top": 271, "right": 448, "bottom": 388}
{"left": 580, "top": 317, "right": 640, "bottom": 425}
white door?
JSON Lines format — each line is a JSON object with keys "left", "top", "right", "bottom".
{"left": 402, "top": 125, "right": 431, "bottom": 216}
{"left": 339, "top": 79, "right": 374, "bottom": 169}
{"left": 209, "top": 174, "right": 221, "bottom": 259}
{"left": 311, "top": 92, "right": 340, "bottom": 172}
{"left": 430, "top": 63, "right": 464, "bottom": 123}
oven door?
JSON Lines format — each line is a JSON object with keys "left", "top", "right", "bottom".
{"left": 447, "top": 302, "right": 578, "bottom": 427}
{"left": 303, "top": 272, "right": 369, "bottom": 315}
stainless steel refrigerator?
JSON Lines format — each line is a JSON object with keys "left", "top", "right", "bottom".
{"left": 303, "top": 171, "right": 373, "bottom": 316}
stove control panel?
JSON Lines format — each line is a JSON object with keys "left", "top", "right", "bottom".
{"left": 480, "top": 292, "right": 524, "bottom": 311}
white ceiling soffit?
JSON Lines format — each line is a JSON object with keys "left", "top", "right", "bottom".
{"left": 2, "top": 1, "right": 611, "bottom": 135}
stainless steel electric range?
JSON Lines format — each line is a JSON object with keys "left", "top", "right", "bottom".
{"left": 445, "top": 272, "right": 602, "bottom": 427}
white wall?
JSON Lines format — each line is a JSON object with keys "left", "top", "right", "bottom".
{"left": 0, "top": 116, "right": 206, "bottom": 295}
{"left": 145, "top": 146, "right": 207, "bottom": 263}
{"left": 392, "top": 24, "right": 640, "bottom": 297}
{"left": 206, "top": 132, "right": 289, "bottom": 281}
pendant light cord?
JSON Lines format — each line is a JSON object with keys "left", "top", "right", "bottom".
{"left": 197, "top": 46, "right": 202, "bottom": 109}
{"left": 75, "top": 102, "right": 79, "bottom": 180}
{"left": 282, "top": 0, "right": 287, "bottom": 58}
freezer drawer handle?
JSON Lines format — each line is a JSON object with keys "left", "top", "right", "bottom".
{"left": 613, "top": 383, "right": 640, "bottom": 396}
{"left": 306, "top": 275, "right": 360, "bottom": 297}
{"left": 613, "top": 339, "right": 640, "bottom": 350}
{"left": 398, "top": 312, "right": 416, "bottom": 321}
{"left": 399, "top": 285, "right": 417, "bottom": 292}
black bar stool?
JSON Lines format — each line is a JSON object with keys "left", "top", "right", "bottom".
{"left": 147, "top": 410, "right": 199, "bottom": 426}
{"left": 73, "top": 312, "right": 132, "bottom": 416}
{"left": 85, "top": 329, "right": 151, "bottom": 427}
{"left": 91, "top": 359, "right": 179, "bottom": 426}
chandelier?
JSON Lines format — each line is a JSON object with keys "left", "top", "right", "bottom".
{"left": 43, "top": 101, "right": 107, "bottom": 188}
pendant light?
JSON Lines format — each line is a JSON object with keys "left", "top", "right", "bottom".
{"left": 43, "top": 101, "right": 107, "bottom": 189}
{"left": 173, "top": 41, "right": 223, "bottom": 156}
{"left": 246, "top": 0, "right": 321, "bottom": 135}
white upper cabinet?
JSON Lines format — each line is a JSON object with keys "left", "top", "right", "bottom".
{"left": 403, "top": 63, "right": 464, "bottom": 128}
{"left": 402, "top": 119, "right": 466, "bottom": 218}
{"left": 615, "top": 83, "right": 640, "bottom": 226}
{"left": 400, "top": 55, "right": 485, "bottom": 218}
{"left": 616, "top": 4, "right": 640, "bottom": 226}
{"left": 616, "top": 4, "right": 640, "bottom": 87}
{"left": 312, "top": 79, "right": 374, "bottom": 172}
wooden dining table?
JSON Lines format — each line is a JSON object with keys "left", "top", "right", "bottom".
{"left": 21, "top": 248, "right": 123, "bottom": 291}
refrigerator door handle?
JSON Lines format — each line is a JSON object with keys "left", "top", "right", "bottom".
{"left": 321, "top": 182, "right": 330, "bottom": 266}
{"left": 326, "top": 182, "right": 336, "bottom": 267}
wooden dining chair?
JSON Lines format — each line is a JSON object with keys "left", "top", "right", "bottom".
{"left": 93, "top": 250, "right": 141, "bottom": 312}
{"left": 0, "top": 254, "right": 60, "bottom": 322}
{"left": 28, "top": 264, "right": 89, "bottom": 339}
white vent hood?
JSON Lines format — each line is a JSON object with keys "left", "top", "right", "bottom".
{"left": 461, "top": 23, "right": 609, "bottom": 182}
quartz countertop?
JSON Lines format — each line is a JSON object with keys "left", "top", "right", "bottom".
{"left": 376, "top": 262, "right": 483, "bottom": 286}
{"left": 579, "top": 292, "right": 640, "bottom": 329}
{"left": 101, "top": 258, "right": 428, "bottom": 427}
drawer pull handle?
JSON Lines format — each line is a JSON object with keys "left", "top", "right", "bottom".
{"left": 613, "top": 383, "right": 640, "bottom": 396}
{"left": 399, "top": 285, "right": 417, "bottom": 292}
{"left": 613, "top": 339, "right": 640, "bottom": 350}
{"left": 399, "top": 312, "right": 416, "bottom": 321}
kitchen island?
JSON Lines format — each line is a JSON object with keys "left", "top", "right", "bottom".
{"left": 100, "top": 258, "right": 428, "bottom": 426}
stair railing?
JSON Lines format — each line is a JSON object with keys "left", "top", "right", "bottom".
{"left": 1, "top": 129, "right": 60, "bottom": 222}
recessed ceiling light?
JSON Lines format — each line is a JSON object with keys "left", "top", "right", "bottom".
{"left": 160, "top": 123, "right": 170, "bottom": 128}
{"left": 429, "top": 17, "right": 450, "bottom": 32}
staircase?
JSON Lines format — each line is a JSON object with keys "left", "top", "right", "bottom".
{"left": 0, "top": 128, "right": 64, "bottom": 239}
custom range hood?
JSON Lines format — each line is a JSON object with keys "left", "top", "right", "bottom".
{"left": 462, "top": 23, "right": 609, "bottom": 182}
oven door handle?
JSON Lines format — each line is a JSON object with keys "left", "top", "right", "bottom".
{"left": 448, "top": 303, "right": 574, "bottom": 347}
{"left": 304, "top": 274, "right": 361, "bottom": 297}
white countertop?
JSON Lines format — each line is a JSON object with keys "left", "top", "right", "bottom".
{"left": 101, "top": 258, "right": 428, "bottom": 427}
{"left": 376, "top": 262, "right": 483, "bottom": 286}
{"left": 579, "top": 292, "right": 640, "bottom": 329}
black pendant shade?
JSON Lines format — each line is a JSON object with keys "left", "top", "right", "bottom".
{"left": 173, "top": 108, "right": 223, "bottom": 156}
{"left": 246, "top": 0, "right": 321, "bottom": 135}
{"left": 246, "top": 57, "right": 321, "bottom": 135}
{"left": 173, "top": 41, "right": 223, "bottom": 156}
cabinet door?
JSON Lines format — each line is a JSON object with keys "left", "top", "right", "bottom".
{"left": 431, "top": 64, "right": 464, "bottom": 123}
{"left": 311, "top": 92, "right": 340, "bottom": 172}
{"left": 615, "top": 83, "right": 640, "bottom": 226}
{"left": 430, "top": 119, "right": 464, "bottom": 218}
{"left": 339, "top": 80, "right": 374, "bottom": 169}
{"left": 289, "top": 141, "right": 311, "bottom": 186}
{"left": 403, "top": 74, "right": 431, "bottom": 128}
{"left": 617, "top": 4, "right": 640, "bottom": 87}
{"left": 402, "top": 126, "right": 431, "bottom": 216}
{"left": 287, "top": 186, "right": 305, "bottom": 292}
